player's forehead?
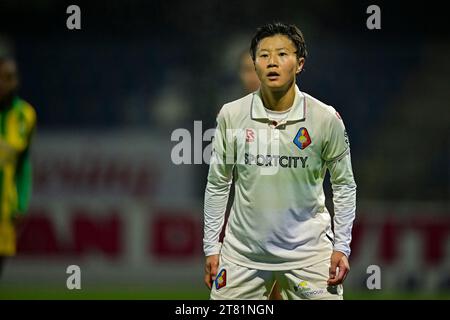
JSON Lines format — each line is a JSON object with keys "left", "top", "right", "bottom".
{"left": 257, "top": 34, "right": 296, "bottom": 52}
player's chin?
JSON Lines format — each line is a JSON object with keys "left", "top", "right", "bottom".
{"left": 264, "top": 81, "right": 288, "bottom": 91}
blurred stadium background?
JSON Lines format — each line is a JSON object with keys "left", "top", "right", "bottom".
{"left": 0, "top": 0, "right": 449, "bottom": 299}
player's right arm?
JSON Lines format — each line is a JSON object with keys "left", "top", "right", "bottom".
{"left": 203, "top": 108, "right": 234, "bottom": 289}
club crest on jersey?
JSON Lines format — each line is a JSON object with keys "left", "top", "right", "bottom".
{"left": 293, "top": 127, "right": 311, "bottom": 150}
{"left": 215, "top": 269, "right": 227, "bottom": 290}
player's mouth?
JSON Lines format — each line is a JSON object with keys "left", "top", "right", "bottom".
{"left": 267, "top": 71, "right": 280, "bottom": 80}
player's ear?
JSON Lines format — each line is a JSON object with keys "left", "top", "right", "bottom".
{"left": 297, "top": 57, "right": 305, "bottom": 74}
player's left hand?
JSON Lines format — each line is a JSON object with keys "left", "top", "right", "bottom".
{"left": 327, "top": 250, "right": 350, "bottom": 286}
{"left": 204, "top": 254, "right": 219, "bottom": 290}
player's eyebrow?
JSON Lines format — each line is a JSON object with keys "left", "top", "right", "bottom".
{"left": 259, "top": 47, "right": 291, "bottom": 52}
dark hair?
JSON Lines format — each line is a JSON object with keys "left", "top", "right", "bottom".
{"left": 250, "top": 22, "right": 307, "bottom": 61}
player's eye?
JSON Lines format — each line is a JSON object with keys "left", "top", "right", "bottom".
{"left": 259, "top": 53, "right": 269, "bottom": 58}
{"left": 279, "top": 52, "right": 287, "bottom": 56}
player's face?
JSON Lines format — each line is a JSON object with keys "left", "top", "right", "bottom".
{"left": 0, "top": 60, "right": 19, "bottom": 102}
{"left": 254, "top": 35, "right": 304, "bottom": 92}
{"left": 239, "top": 53, "right": 260, "bottom": 93}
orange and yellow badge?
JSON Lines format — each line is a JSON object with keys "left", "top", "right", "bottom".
{"left": 215, "top": 269, "right": 227, "bottom": 290}
{"left": 0, "top": 222, "right": 17, "bottom": 256}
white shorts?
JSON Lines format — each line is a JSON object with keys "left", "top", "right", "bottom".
{"left": 210, "top": 255, "right": 343, "bottom": 300}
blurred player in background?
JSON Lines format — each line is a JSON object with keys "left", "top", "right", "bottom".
{"left": 238, "top": 50, "right": 260, "bottom": 94}
{"left": 203, "top": 22, "right": 356, "bottom": 299}
{"left": 0, "top": 55, "right": 36, "bottom": 277}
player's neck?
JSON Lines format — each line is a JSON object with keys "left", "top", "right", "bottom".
{"left": 260, "top": 82, "right": 296, "bottom": 112}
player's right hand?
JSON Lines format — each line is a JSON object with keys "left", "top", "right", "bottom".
{"left": 204, "top": 254, "right": 219, "bottom": 289}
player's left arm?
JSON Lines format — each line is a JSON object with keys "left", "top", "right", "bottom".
{"left": 322, "top": 109, "right": 357, "bottom": 285}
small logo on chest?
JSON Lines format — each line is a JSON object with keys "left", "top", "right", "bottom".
{"left": 246, "top": 129, "right": 255, "bottom": 143}
{"left": 293, "top": 127, "right": 311, "bottom": 150}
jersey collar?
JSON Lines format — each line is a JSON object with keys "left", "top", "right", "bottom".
{"left": 251, "top": 85, "right": 306, "bottom": 122}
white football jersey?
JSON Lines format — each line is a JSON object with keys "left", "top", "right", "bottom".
{"left": 204, "top": 86, "right": 356, "bottom": 270}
